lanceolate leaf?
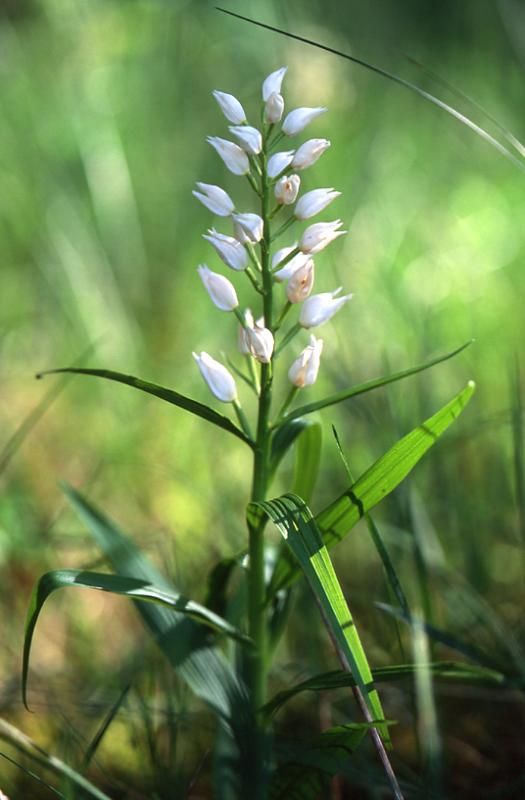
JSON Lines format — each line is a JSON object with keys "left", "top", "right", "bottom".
{"left": 60, "top": 484, "right": 251, "bottom": 736}
{"left": 248, "top": 494, "right": 390, "bottom": 746}
{"left": 36, "top": 367, "right": 253, "bottom": 447}
{"left": 263, "top": 661, "right": 509, "bottom": 719}
{"left": 291, "top": 420, "right": 322, "bottom": 504}
{"left": 277, "top": 341, "right": 472, "bottom": 424}
{"left": 269, "top": 382, "right": 475, "bottom": 596}
{"left": 269, "top": 417, "right": 313, "bottom": 475}
{"left": 23, "top": 569, "right": 250, "bottom": 706}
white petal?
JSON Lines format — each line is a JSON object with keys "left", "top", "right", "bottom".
{"left": 262, "top": 67, "right": 287, "bottom": 101}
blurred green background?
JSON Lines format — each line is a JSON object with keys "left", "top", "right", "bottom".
{"left": 1, "top": 0, "right": 524, "bottom": 796}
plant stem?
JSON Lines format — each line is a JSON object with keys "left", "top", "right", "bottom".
{"left": 246, "top": 131, "right": 274, "bottom": 798}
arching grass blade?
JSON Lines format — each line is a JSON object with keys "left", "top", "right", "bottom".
{"left": 248, "top": 494, "right": 390, "bottom": 745}
{"left": 23, "top": 568, "right": 250, "bottom": 708}
{"left": 216, "top": 9, "right": 525, "bottom": 174}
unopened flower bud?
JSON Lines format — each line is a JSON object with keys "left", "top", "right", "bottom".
{"left": 192, "top": 182, "right": 235, "bottom": 217}
{"left": 262, "top": 66, "right": 287, "bottom": 101}
{"left": 229, "top": 125, "right": 262, "bottom": 155}
{"left": 238, "top": 308, "right": 254, "bottom": 354}
{"left": 282, "top": 107, "right": 327, "bottom": 136}
{"left": 193, "top": 351, "right": 238, "bottom": 402}
{"left": 265, "top": 92, "right": 284, "bottom": 123}
{"left": 272, "top": 245, "right": 311, "bottom": 282}
{"left": 299, "top": 288, "right": 352, "bottom": 328}
{"left": 299, "top": 220, "right": 346, "bottom": 254}
{"left": 232, "top": 212, "right": 264, "bottom": 244}
{"left": 275, "top": 174, "right": 301, "bottom": 205}
{"left": 294, "top": 188, "right": 341, "bottom": 220}
{"left": 292, "top": 138, "right": 331, "bottom": 170}
{"left": 207, "top": 137, "right": 250, "bottom": 176}
{"left": 212, "top": 90, "right": 246, "bottom": 124}
{"left": 286, "top": 259, "right": 315, "bottom": 303}
{"left": 197, "top": 264, "right": 238, "bottom": 311}
{"left": 288, "top": 335, "right": 324, "bottom": 387}
{"left": 267, "top": 150, "right": 295, "bottom": 179}
{"left": 247, "top": 320, "right": 274, "bottom": 363}
{"left": 203, "top": 228, "right": 248, "bottom": 271}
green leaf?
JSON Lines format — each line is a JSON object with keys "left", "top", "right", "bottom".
{"left": 276, "top": 341, "right": 472, "bottom": 425}
{"left": 375, "top": 603, "right": 515, "bottom": 673}
{"left": 23, "top": 569, "right": 250, "bottom": 707}
{"left": 36, "top": 367, "right": 253, "bottom": 447}
{"left": 291, "top": 420, "right": 322, "bottom": 504}
{"left": 60, "top": 484, "right": 251, "bottom": 734}
{"left": 332, "top": 425, "right": 410, "bottom": 617}
{"left": 248, "top": 494, "right": 390, "bottom": 746}
{"left": 263, "top": 661, "right": 509, "bottom": 719}
{"left": 269, "top": 417, "right": 312, "bottom": 475}
{"left": 0, "top": 717, "right": 112, "bottom": 800}
{"left": 269, "top": 382, "right": 475, "bottom": 596}
{"left": 269, "top": 724, "right": 368, "bottom": 800}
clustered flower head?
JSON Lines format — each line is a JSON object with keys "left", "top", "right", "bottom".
{"left": 192, "top": 67, "right": 353, "bottom": 409}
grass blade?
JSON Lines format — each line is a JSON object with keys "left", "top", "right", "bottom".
{"left": 23, "top": 569, "right": 250, "bottom": 708}
{"left": 375, "top": 602, "right": 512, "bottom": 672}
{"left": 61, "top": 483, "right": 251, "bottom": 733}
{"left": 248, "top": 494, "right": 389, "bottom": 744}
{"left": 276, "top": 341, "right": 472, "bottom": 426}
{"left": 269, "top": 382, "right": 475, "bottom": 596}
{"left": 0, "top": 718, "right": 112, "bottom": 800}
{"left": 36, "top": 367, "right": 253, "bottom": 447}
{"left": 216, "top": 9, "right": 525, "bottom": 174}
{"left": 263, "top": 661, "right": 508, "bottom": 719}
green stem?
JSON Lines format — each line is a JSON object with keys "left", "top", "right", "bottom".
{"left": 275, "top": 322, "right": 302, "bottom": 357}
{"left": 271, "top": 246, "right": 300, "bottom": 275}
{"left": 274, "top": 301, "right": 292, "bottom": 331}
{"left": 246, "top": 132, "right": 275, "bottom": 798}
{"left": 275, "top": 385, "right": 299, "bottom": 423}
{"left": 233, "top": 400, "right": 253, "bottom": 440}
{"left": 271, "top": 215, "right": 296, "bottom": 242}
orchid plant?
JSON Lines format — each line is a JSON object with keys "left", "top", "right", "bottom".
{"left": 24, "top": 66, "right": 475, "bottom": 799}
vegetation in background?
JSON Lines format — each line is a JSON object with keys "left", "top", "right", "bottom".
{"left": 1, "top": 1, "right": 524, "bottom": 797}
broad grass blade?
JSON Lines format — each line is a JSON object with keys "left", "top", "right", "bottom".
{"left": 23, "top": 569, "right": 250, "bottom": 706}
{"left": 36, "top": 367, "right": 253, "bottom": 446}
{"left": 263, "top": 661, "right": 508, "bottom": 719}
{"left": 248, "top": 494, "right": 390, "bottom": 745}
{"left": 277, "top": 341, "right": 472, "bottom": 425}
{"left": 61, "top": 484, "right": 251, "bottom": 733}
{"left": 269, "top": 382, "right": 475, "bottom": 596}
